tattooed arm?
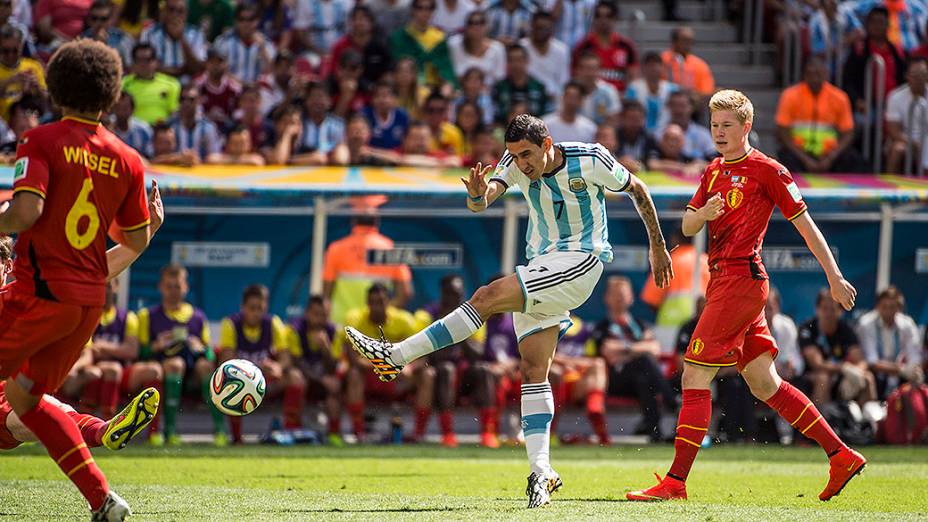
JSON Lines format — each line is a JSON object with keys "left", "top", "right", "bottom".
{"left": 625, "top": 174, "right": 674, "bottom": 288}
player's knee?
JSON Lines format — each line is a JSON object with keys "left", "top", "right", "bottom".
{"left": 145, "top": 363, "right": 164, "bottom": 382}
{"left": 194, "top": 357, "right": 214, "bottom": 377}
{"left": 418, "top": 365, "right": 436, "bottom": 382}
{"left": 520, "top": 359, "right": 549, "bottom": 384}
{"left": 592, "top": 357, "right": 607, "bottom": 373}
{"left": 469, "top": 283, "right": 502, "bottom": 316}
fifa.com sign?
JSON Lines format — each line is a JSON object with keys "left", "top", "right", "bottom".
{"left": 367, "top": 243, "right": 463, "bottom": 268}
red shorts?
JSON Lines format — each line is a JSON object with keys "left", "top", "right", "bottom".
{"left": 684, "top": 275, "right": 778, "bottom": 371}
{"left": 0, "top": 381, "right": 22, "bottom": 450}
{"left": 0, "top": 290, "right": 103, "bottom": 396}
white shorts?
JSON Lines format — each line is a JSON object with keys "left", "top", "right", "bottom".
{"left": 513, "top": 251, "right": 603, "bottom": 342}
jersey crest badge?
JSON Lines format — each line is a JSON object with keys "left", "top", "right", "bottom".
{"left": 786, "top": 182, "right": 803, "bottom": 203}
{"left": 568, "top": 177, "right": 587, "bottom": 193}
{"left": 691, "top": 338, "right": 705, "bottom": 355}
{"left": 726, "top": 187, "right": 744, "bottom": 209}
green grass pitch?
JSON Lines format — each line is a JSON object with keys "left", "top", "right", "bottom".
{"left": 1, "top": 444, "right": 926, "bottom": 521}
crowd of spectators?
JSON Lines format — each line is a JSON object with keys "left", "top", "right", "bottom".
{"left": 778, "top": 0, "right": 928, "bottom": 174}
{"left": 0, "top": 0, "right": 732, "bottom": 175}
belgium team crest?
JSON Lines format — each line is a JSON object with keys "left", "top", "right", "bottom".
{"left": 726, "top": 187, "right": 744, "bottom": 209}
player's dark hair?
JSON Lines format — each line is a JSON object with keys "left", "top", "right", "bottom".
{"left": 368, "top": 282, "right": 389, "bottom": 297}
{"left": 160, "top": 263, "right": 188, "bottom": 281}
{"left": 47, "top": 39, "right": 123, "bottom": 114}
{"left": 242, "top": 284, "right": 269, "bottom": 304}
{"left": 643, "top": 51, "right": 663, "bottom": 65}
{"left": 576, "top": 51, "right": 600, "bottom": 65}
{"left": 131, "top": 42, "right": 155, "bottom": 61}
{"left": 0, "top": 236, "right": 12, "bottom": 263}
{"left": 505, "top": 114, "right": 549, "bottom": 146}
{"left": 425, "top": 90, "right": 447, "bottom": 106}
{"left": 306, "top": 294, "right": 326, "bottom": 309}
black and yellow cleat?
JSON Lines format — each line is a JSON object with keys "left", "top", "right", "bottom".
{"left": 345, "top": 326, "right": 404, "bottom": 382}
{"left": 102, "top": 387, "right": 160, "bottom": 450}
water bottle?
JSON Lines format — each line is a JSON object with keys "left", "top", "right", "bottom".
{"left": 391, "top": 415, "right": 404, "bottom": 445}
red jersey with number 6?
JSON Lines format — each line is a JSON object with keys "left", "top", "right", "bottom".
{"left": 686, "top": 148, "right": 807, "bottom": 278}
{"left": 11, "top": 116, "right": 150, "bottom": 306}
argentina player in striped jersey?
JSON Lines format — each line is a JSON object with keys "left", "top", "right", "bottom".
{"left": 346, "top": 114, "right": 674, "bottom": 508}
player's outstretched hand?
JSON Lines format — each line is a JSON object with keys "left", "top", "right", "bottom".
{"left": 830, "top": 277, "right": 857, "bottom": 311}
{"left": 650, "top": 246, "right": 674, "bottom": 289}
{"left": 699, "top": 193, "right": 725, "bottom": 221}
{"left": 148, "top": 180, "right": 164, "bottom": 234}
{"left": 462, "top": 162, "right": 492, "bottom": 199}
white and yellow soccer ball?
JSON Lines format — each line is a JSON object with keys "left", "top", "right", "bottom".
{"left": 210, "top": 359, "right": 266, "bottom": 416}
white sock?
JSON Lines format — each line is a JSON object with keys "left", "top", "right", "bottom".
{"left": 521, "top": 382, "right": 554, "bottom": 476}
{"left": 393, "top": 302, "right": 483, "bottom": 365}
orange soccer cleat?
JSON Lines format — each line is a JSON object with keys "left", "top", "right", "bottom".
{"left": 819, "top": 447, "right": 867, "bottom": 501}
{"left": 441, "top": 432, "right": 459, "bottom": 448}
{"left": 626, "top": 473, "right": 687, "bottom": 501}
{"left": 480, "top": 432, "right": 500, "bottom": 449}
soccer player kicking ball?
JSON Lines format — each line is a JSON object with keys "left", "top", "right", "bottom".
{"left": 626, "top": 90, "right": 865, "bottom": 503}
{"left": 0, "top": 184, "right": 165, "bottom": 455}
{"left": 0, "top": 40, "right": 153, "bottom": 521}
{"left": 347, "top": 114, "right": 674, "bottom": 508}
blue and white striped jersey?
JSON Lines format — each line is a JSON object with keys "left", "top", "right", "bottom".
{"left": 299, "top": 115, "right": 345, "bottom": 154}
{"left": 554, "top": 0, "right": 596, "bottom": 50}
{"left": 486, "top": 0, "right": 536, "bottom": 42}
{"left": 140, "top": 23, "right": 207, "bottom": 70}
{"left": 490, "top": 142, "right": 631, "bottom": 263}
{"left": 171, "top": 118, "right": 223, "bottom": 159}
{"left": 293, "top": 0, "right": 350, "bottom": 53}
{"left": 113, "top": 117, "right": 154, "bottom": 158}
{"left": 213, "top": 31, "right": 277, "bottom": 84}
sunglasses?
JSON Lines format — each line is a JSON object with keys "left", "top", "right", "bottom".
{"left": 413, "top": 4, "right": 435, "bottom": 11}
{"left": 89, "top": 15, "right": 109, "bottom": 22}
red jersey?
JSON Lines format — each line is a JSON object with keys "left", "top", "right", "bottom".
{"left": 12, "top": 116, "right": 150, "bottom": 306}
{"left": 686, "top": 148, "right": 807, "bottom": 278}
{"left": 196, "top": 75, "right": 243, "bottom": 124}
{"left": 572, "top": 32, "right": 639, "bottom": 93}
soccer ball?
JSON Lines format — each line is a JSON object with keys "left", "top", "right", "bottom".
{"left": 210, "top": 359, "right": 266, "bottom": 416}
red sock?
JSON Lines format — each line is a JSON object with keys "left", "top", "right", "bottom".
{"left": 145, "top": 380, "right": 162, "bottom": 435}
{"left": 438, "top": 410, "right": 454, "bottom": 436}
{"left": 668, "top": 389, "right": 711, "bottom": 482}
{"left": 414, "top": 407, "right": 431, "bottom": 440}
{"left": 79, "top": 377, "right": 101, "bottom": 414}
{"left": 766, "top": 381, "right": 844, "bottom": 455}
{"left": 282, "top": 384, "right": 305, "bottom": 429}
{"left": 65, "top": 410, "right": 108, "bottom": 448}
{"left": 229, "top": 416, "right": 242, "bottom": 443}
{"left": 98, "top": 379, "right": 119, "bottom": 419}
{"left": 479, "top": 407, "right": 497, "bottom": 435}
{"left": 586, "top": 390, "right": 609, "bottom": 443}
{"left": 347, "top": 402, "right": 364, "bottom": 438}
{"left": 328, "top": 414, "right": 341, "bottom": 435}
{"left": 20, "top": 399, "right": 109, "bottom": 510}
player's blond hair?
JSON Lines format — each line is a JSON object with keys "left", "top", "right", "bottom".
{"left": 709, "top": 89, "right": 754, "bottom": 125}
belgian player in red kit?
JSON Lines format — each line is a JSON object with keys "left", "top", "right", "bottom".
{"left": 627, "top": 90, "right": 866, "bottom": 502}
{"left": 0, "top": 40, "right": 151, "bottom": 521}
